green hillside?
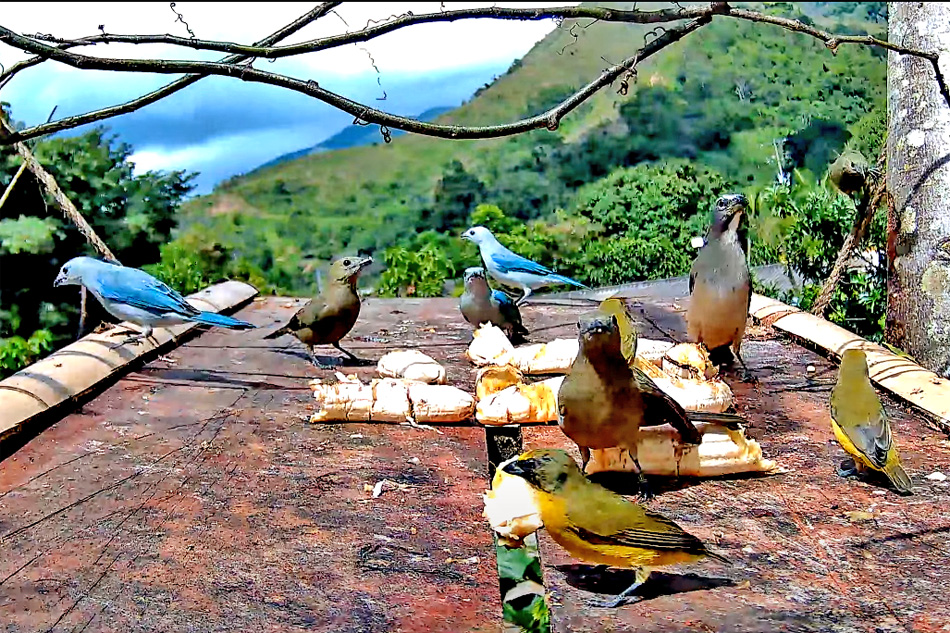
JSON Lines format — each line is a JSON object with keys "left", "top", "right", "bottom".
{"left": 168, "top": 2, "right": 887, "bottom": 302}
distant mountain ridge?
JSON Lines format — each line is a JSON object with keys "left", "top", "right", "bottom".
{"left": 251, "top": 105, "right": 453, "bottom": 172}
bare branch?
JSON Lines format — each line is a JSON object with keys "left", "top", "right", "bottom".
{"left": 0, "top": 2, "right": 343, "bottom": 126}
{"left": 0, "top": 2, "right": 945, "bottom": 144}
{"left": 0, "top": 16, "right": 711, "bottom": 144}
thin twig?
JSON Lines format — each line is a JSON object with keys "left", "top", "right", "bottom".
{"left": 0, "top": 3, "right": 944, "bottom": 144}
{"left": 0, "top": 16, "right": 709, "bottom": 143}
{"left": 0, "top": 2, "right": 342, "bottom": 137}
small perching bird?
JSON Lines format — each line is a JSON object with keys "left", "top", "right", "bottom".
{"left": 461, "top": 226, "right": 587, "bottom": 305}
{"left": 264, "top": 256, "right": 372, "bottom": 368}
{"left": 459, "top": 266, "right": 529, "bottom": 344}
{"left": 828, "top": 147, "right": 870, "bottom": 198}
{"left": 830, "top": 349, "right": 913, "bottom": 495}
{"left": 686, "top": 194, "right": 752, "bottom": 376}
{"left": 53, "top": 256, "right": 255, "bottom": 346}
{"left": 501, "top": 449, "right": 729, "bottom": 608}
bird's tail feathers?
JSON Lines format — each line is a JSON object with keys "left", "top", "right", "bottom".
{"left": 885, "top": 463, "right": 913, "bottom": 495}
{"left": 190, "top": 311, "right": 255, "bottom": 330}
{"left": 705, "top": 549, "right": 733, "bottom": 566}
{"left": 551, "top": 274, "right": 589, "bottom": 290}
{"left": 263, "top": 326, "right": 290, "bottom": 340}
{"left": 687, "top": 411, "right": 746, "bottom": 430}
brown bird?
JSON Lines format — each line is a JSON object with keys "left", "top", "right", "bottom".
{"left": 828, "top": 148, "right": 869, "bottom": 198}
{"left": 264, "top": 256, "right": 372, "bottom": 367}
{"left": 502, "top": 449, "right": 730, "bottom": 607}
{"left": 559, "top": 313, "right": 746, "bottom": 497}
{"left": 687, "top": 194, "right": 752, "bottom": 377}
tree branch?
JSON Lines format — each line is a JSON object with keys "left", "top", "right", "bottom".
{"left": 0, "top": 16, "right": 711, "bottom": 144}
{"left": 0, "top": 2, "right": 945, "bottom": 145}
{"left": 0, "top": 2, "right": 342, "bottom": 134}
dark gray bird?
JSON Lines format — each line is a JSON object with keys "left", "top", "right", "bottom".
{"left": 686, "top": 194, "right": 752, "bottom": 376}
{"left": 459, "top": 266, "right": 529, "bottom": 344}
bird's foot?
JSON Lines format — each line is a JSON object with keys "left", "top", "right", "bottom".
{"left": 108, "top": 335, "right": 146, "bottom": 350}
{"left": 636, "top": 477, "right": 654, "bottom": 501}
{"left": 836, "top": 458, "right": 860, "bottom": 478}
{"left": 589, "top": 594, "right": 642, "bottom": 609}
{"left": 740, "top": 369, "right": 758, "bottom": 384}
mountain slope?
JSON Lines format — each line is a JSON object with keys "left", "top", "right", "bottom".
{"left": 176, "top": 2, "right": 886, "bottom": 295}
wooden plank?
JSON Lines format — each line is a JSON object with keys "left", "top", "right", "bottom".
{"left": 0, "top": 280, "right": 258, "bottom": 442}
{"left": 750, "top": 293, "right": 950, "bottom": 431}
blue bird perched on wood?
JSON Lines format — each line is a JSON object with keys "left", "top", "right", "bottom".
{"left": 461, "top": 226, "right": 587, "bottom": 306}
{"left": 459, "top": 266, "right": 529, "bottom": 344}
{"left": 54, "top": 256, "right": 254, "bottom": 346}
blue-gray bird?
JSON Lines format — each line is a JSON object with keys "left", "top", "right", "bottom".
{"left": 461, "top": 226, "right": 587, "bottom": 306}
{"left": 54, "top": 256, "right": 254, "bottom": 346}
{"left": 459, "top": 267, "right": 529, "bottom": 344}
{"left": 686, "top": 194, "right": 751, "bottom": 375}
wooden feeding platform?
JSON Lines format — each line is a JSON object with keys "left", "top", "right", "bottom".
{"left": 1, "top": 282, "right": 949, "bottom": 632}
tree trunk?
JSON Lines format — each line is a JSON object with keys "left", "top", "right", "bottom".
{"left": 886, "top": 2, "right": 950, "bottom": 376}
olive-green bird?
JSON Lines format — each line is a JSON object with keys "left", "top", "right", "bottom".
{"left": 559, "top": 314, "right": 749, "bottom": 498}
{"left": 264, "top": 256, "right": 372, "bottom": 368}
{"left": 828, "top": 148, "right": 869, "bottom": 198}
{"left": 687, "top": 194, "right": 752, "bottom": 376}
{"left": 830, "top": 349, "right": 913, "bottom": 495}
{"left": 502, "top": 449, "right": 729, "bottom": 608}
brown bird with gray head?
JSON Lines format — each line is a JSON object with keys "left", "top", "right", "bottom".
{"left": 558, "top": 313, "right": 744, "bottom": 498}
{"left": 687, "top": 194, "right": 752, "bottom": 377}
{"left": 264, "top": 256, "right": 372, "bottom": 368}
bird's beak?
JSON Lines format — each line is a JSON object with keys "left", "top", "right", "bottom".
{"left": 359, "top": 257, "right": 373, "bottom": 270}
{"left": 502, "top": 459, "right": 530, "bottom": 478}
{"left": 53, "top": 271, "right": 66, "bottom": 287}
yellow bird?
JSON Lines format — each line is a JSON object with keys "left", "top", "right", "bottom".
{"left": 501, "top": 449, "right": 729, "bottom": 607}
{"left": 830, "top": 349, "right": 913, "bottom": 495}
{"left": 598, "top": 297, "right": 638, "bottom": 361}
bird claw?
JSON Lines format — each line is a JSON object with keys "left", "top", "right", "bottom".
{"left": 836, "top": 458, "right": 859, "bottom": 478}
{"left": 108, "top": 336, "right": 145, "bottom": 351}
{"left": 589, "top": 594, "right": 642, "bottom": 609}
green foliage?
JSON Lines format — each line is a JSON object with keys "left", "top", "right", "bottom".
{"left": 750, "top": 173, "right": 887, "bottom": 341}
{"left": 0, "top": 329, "right": 53, "bottom": 374}
{"left": 0, "top": 216, "right": 63, "bottom": 254}
{"left": 0, "top": 120, "right": 196, "bottom": 377}
{"left": 377, "top": 243, "right": 453, "bottom": 298}
{"left": 497, "top": 538, "right": 549, "bottom": 633}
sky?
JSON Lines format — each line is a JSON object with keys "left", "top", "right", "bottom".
{"left": 0, "top": 2, "right": 567, "bottom": 193}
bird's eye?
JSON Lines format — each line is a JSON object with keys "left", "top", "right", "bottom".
{"left": 717, "top": 200, "right": 726, "bottom": 209}
{"left": 343, "top": 259, "right": 351, "bottom": 266}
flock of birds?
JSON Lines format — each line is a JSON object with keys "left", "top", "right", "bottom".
{"left": 50, "top": 191, "right": 914, "bottom": 608}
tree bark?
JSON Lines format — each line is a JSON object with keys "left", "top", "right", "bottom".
{"left": 886, "top": 2, "right": 950, "bottom": 376}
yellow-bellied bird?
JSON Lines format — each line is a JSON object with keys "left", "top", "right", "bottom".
{"left": 264, "top": 256, "right": 372, "bottom": 368}
{"left": 830, "top": 349, "right": 913, "bottom": 495}
{"left": 502, "top": 449, "right": 729, "bottom": 607}
{"left": 687, "top": 194, "right": 752, "bottom": 376}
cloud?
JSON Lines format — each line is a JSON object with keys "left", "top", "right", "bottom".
{"left": 1, "top": 2, "right": 570, "bottom": 192}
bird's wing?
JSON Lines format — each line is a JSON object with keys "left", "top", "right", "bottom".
{"left": 567, "top": 513, "right": 707, "bottom": 556}
{"left": 831, "top": 400, "right": 892, "bottom": 469}
{"left": 492, "top": 290, "right": 525, "bottom": 325}
{"left": 688, "top": 265, "right": 697, "bottom": 295}
{"left": 488, "top": 249, "right": 556, "bottom": 276}
{"left": 91, "top": 266, "right": 199, "bottom": 317}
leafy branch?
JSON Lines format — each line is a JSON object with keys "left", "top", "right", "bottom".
{"left": 0, "top": 2, "right": 944, "bottom": 145}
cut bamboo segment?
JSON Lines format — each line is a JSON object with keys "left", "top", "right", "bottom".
{"left": 377, "top": 350, "right": 446, "bottom": 384}
{"left": 309, "top": 374, "right": 474, "bottom": 424}
{"left": 476, "top": 377, "right": 564, "bottom": 425}
{"left": 465, "top": 323, "right": 673, "bottom": 375}
{"left": 585, "top": 421, "right": 780, "bottom": 477}
{"left": 749, "top": 293, "right": 950, "bottom": 433}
